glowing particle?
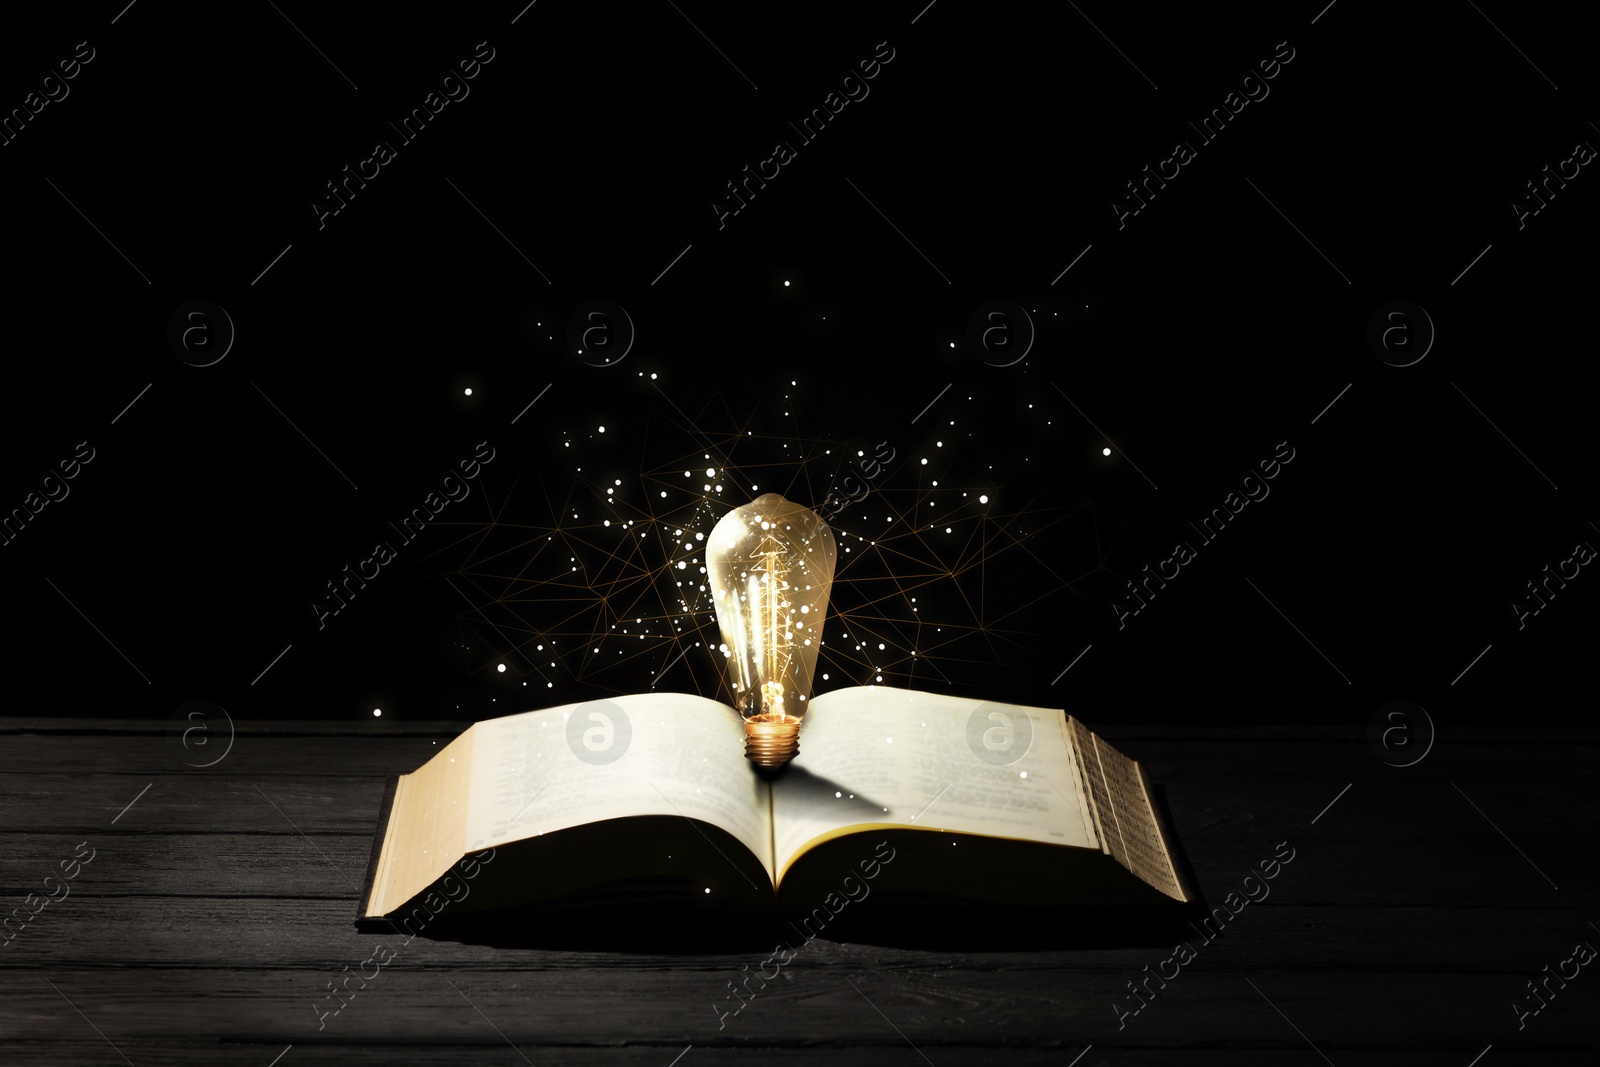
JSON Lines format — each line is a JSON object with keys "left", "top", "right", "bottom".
{"left": 497, "top": 664, "right": 506, "bottom": 673}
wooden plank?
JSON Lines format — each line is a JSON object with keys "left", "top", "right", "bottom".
{"left": 4, "top": 733, "right": 1595, "bottom": 808}
{"left": 0, "top": 732, "right": 453, "bottom": 778}
{"left": 1, "top": 765, "right": 1591, "bottom": 908}
{"left": 0, "top": 1045, "right": 1588, "bottom": 1067}
{"left": 1, "top": 896, "right": 1593, "bottom": 972}
{"left": 0, "top": 810, "right": 1586, "bottom": 909}
{"left": 0, "top": 774, "right": 394, "bottom": 833}
{"left": 0, "top": 967, "right": 1592, "bottom": 1047}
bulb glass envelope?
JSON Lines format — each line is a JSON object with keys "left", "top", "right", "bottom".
{"left": 707, "top": 493, "right": 837, "bottom": 729}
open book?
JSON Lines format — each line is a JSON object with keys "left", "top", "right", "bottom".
{"left": 357, "top": 686, "right": 1189, "bottom": 927}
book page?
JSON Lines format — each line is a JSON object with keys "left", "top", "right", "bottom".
{"left": 463, "top": 692, "right": 774, "bottom": 883}
{"left": 770, "top": 686, "right": 1096, "bottom": 880}
{"left": 1069, "top": 719, "right": 1187, "bottom": 901}
{"left": 364, "top": 726, "right": 477, "bottom": 918}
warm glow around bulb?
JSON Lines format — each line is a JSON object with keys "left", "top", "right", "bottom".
{"left": 707, "top": 493, "right": 837, "bottom": 767}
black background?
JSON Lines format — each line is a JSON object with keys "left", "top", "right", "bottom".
{"left": 2, "top": 0, "right": 1594, "bottom": 730}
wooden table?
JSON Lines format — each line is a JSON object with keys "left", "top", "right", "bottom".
{"left": 3, "top": 717, "right": 1594, "bottom": 1066}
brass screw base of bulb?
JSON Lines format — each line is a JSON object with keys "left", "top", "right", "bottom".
{"left": 744, "top": 718, "right": 801, "bottom": 769}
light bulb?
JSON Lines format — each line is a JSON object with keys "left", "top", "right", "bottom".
{"left": 706, "top": 493, "right": 837, "bottom": 769}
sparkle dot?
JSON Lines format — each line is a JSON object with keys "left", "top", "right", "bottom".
{"left": 1020, "top": 771, "right": 1028, "bottom": 778}
{"left": 497, "top": 664, "right": 506, "bottom": 673}
{"left": 463, "top": 388, "right": 472, "bottom": 396}
{"left": 979, "top": 495, "right": 989, "bottom": 503}
{"left": 706, "top": 468, "right": 715, "bottom": 476}
{"left": 784, "top": 280, "right": 790, "bottom": 287}
{"left": 372, "top": 708, "right": 382, "bottom": 717}
{"left": 598, "top": 426, "right": 606, "bottom": 433}
{"left": 1103, "top": 447, "right": 1112, "bottom": 456}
